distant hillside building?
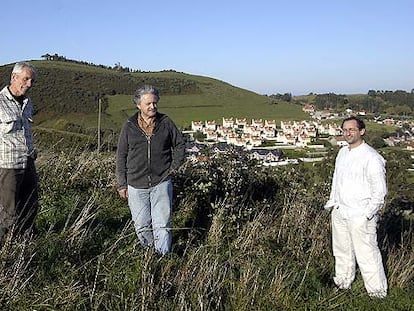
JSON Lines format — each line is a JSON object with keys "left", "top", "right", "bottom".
{"left": 302, "top": 105, "right": 315, "bottom": 113}
{"left": 251, "top": 119, "right": 264, "bottom": 127}
{"left": 222, "top": 117, "right": 234, "bottom": 128}
{"left": 250, "top": 149, "right": 284, "bottom": 163}
{"left": 330, "top": 136, "right": 348, "bottom": 147}
{"left": 235, "top": 118, "right": 248, "bottom": 128}
{"left": 191, "top": 121, "right": 203, "bottom": 132}
{"left": 205, "top": 120, "right": 217, "bottom": 131}
{"left": 205, "top": 130, "right": 218, "bottom": 141}
{"left": 264, "top": 119, "right": 277, "bottom": 129}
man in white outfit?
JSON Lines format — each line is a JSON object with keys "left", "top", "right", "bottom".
{"left": 325, "top": 116, "right": 388, "bottom": 298}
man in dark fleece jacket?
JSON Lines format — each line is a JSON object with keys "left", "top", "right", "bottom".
{"left": 116, "top": 85, "right": 185, "bottom": 255}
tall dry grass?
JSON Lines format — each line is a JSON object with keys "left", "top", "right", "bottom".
{"left": 0, "top": 148, "right": 412, "bottom": 310}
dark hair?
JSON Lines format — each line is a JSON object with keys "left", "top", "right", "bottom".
{"left": 341, "top": 116, "right": 365, "bottom": 130}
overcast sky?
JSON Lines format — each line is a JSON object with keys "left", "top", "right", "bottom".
{"left": 1, "top": 0, "right": 413, "bottom": 95}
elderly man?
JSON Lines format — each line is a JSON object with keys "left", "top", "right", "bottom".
{"left": 116, "top": 85, "right": 185, "bottom": 255}
{"left": 0, "top": 62, "right": 39, "bottom": 243}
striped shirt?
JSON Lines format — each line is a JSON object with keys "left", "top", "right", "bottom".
{"left": 0, "top": 86, "right": 35, "bottom": 169}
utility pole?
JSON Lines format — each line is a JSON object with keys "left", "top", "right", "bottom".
{"left": 97, "top": 97, "right": 101, "bottom": 153}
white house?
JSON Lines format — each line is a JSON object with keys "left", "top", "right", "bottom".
{"left": 251, "top": 118, "right": 264, "bottom": 127}
{"left": 222, "top": 117, "right": 234, "bottom": 128}
{"left": 191, "top": 121, "right": 203, "bottom": 132}
{"left": 205, "top": 130, "right": 218, "bottom": 141}
{"left": 262, "top": 126, "right": 276, "bottom": 139}
{"left": 205, "top": 120, "right": 217, "bottom": 131}
{"left": 264, "top": 119, "right": 277, "bottom": 129}
{"left": 235, "top": 118, "right": 248, "bottom": 128}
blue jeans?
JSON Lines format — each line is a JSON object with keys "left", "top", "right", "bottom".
{"left": 127, "top": 180, "right": 173, "bottom": 255}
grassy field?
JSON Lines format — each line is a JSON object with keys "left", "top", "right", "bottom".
{"left": 106, "top": 94, "right": 308, "bottom": 129}
{"left": 0, "top": 147, "right": 412, "bottom": 310}
{"left": 0, "top": 60, "right": 308, "bottom": 131}
{"left": 39, "top": 92, "right": 308, "bottom": 131}
{"left": 6, "top": 60, "right": 403, "bottom": 133}
{"left": 1, "top": 61, "right": 412, "bottom": 310}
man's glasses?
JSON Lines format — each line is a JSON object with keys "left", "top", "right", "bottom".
{"left": 342, "top": 128, "right": 360, "bottom": 133}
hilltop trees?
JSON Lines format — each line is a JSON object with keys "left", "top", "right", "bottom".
{"left": 314, "top": 93, "right": 348, "bottom": 110}
{"left": 268, "top": 92, "right": 292, "bottom": 102}
{"left": 41, "top": 53, "right": 67, "bottom": 61}
{"left": 370, "top": 90, "right": 414, "bottom": 115}
{"left": 41, "top": 53, "right": 133, "bottom": 72}
{"left": 309, "top": 90, "right": 414, "bottom": 116}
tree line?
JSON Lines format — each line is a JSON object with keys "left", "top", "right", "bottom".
{"left": 41, "top": 53, "right": 139, "bottom": 73}
{"left": 312, "top": 90, "right": 414, "bottom": 116}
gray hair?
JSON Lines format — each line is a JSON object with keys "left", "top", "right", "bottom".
{"left": 133, "top": 85, "right": 159, "bottom": 105}
{"left": 11, "top": 62, "right": 37, "bottom": 81}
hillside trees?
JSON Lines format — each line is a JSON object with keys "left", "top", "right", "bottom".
{"left": 379, "top": 149, "right": 414, "bottom": 250}
{"left": 368, "top": 90, "right": 414, "bottom": 115}
{"left": 364, "top": 127, "right": 389, "bottom": 149}
{"left": 310, "top": 90, "right": 414, "bottom": 115}
{"left": 385, "top": 104, "right": 412, "bottom": 116}
{"left": 314, "top": 93, "right": 348, "bottom": 110}
{"left": 384, "top": 149, "right": 414, "bottom": 212}
{"left": 268, "top": 93, "right": 292, "bottom": 102}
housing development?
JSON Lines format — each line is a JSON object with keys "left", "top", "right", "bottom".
{"left": 185, "top": 105, "right": 414, "bottom": 167}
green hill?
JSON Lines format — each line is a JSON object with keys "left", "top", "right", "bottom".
{"left": 0, "top": 60, "right": 307, "bottom": 131}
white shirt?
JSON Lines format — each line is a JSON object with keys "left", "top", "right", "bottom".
{"left": 326, "top": 141, "right": 387, "bottom": 219}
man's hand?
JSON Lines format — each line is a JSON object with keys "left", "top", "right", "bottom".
{"left": 118, "top": 188, "right": 128, "bottom": 199}
{"left": 324, "top": 200, "right": 337, "bottom": 211}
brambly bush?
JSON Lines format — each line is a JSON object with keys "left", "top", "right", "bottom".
{"left": 0, "top": 145, "right": 412, "bottom": 310}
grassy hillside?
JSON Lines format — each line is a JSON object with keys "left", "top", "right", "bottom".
{"left": 0, "top": 146, "right": 412, "bottom": 310}
{"left": 1, "top": 60, "right": 412, "bottom": 310}
{"left": 0, "top": 60, "right": 307, "bottom": 130}
{"left": 105, "top": 93, "right": 306, "bottom": 129}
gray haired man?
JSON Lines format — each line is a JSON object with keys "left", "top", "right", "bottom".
{"left": 0, "top": 62, "right": 39, "bottom": 243}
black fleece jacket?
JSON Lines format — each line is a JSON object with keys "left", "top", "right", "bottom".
{"left": 116, "top": 112, "right": 185, "bottom": 190}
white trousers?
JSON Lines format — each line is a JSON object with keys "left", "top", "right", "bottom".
{"left": 331, "top": 208, "right": 387, "bottom": 297}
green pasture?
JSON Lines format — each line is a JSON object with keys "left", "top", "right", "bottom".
{"left": 45, "top": 93, "right": 309, "bottom": 131}
{"left": 22, "top": 60, "right": 308, "bottom": 131}
{"left": 16, "top": 60, "right": 405, "bottom": 134}
{"left": 365, "top": 120, "right": 399, "bottom": 132}
{"left": 106, "top": 94, "right": 309, "bottom": 129}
